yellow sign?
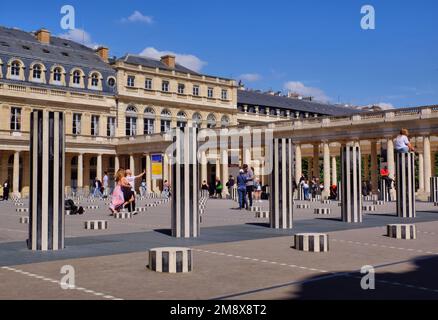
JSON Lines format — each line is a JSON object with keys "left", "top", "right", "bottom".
{"left": 151, "top": 154, "right": 163, "bottom": 180}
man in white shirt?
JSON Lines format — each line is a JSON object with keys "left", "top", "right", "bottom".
{"left": 125, "top": 169, "right": 146, "bottom": 192}
{"left": 103, "top": 171, "right": 109, "bottom": 198}
{"left": 394, "top": 129, "right": 415, "bottom": 153}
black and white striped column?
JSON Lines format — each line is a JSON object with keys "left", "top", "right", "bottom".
{"left": 29, "top": 110, "right": 65, "bottom": 251}
{"left": 396, "top": 152, "right": 416, "bottom": 218}
{"left": 379, "top": 179, "right": 391, "bottom": 202}
{"left": 171, "top": 127, "right": 199, "bottom": 238}
{"left": 430, "top": 177, "right": 438, "bottom": 203}
{"left": 269, "top": 138, "right": 293, "bottom": 229}
{"left": 340, "top": 143, "right": 362, "bottom": 223}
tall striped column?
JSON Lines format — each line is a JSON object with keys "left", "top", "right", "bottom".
{"left": 171, "top": 127, "right": 199, "bottom": 238}
{"left": 270, "top": 138, "right": 293, "bottom": 229}
{"left": 341, "top": 143, "right": 362, "bottom": 223}
{"left": 430, "top": 177, "right": 438, "bottom": 203}
{"left": 396, "top": 152, "right": 416, "bottom": 218}
{"left": 29, "top": 111, "right": 65, "bottom": 251}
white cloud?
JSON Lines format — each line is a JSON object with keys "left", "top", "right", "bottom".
{"left": 284, "top": 81, "right": 330, "bottom": 102}
{"left": 58, "top": 28, "right": 98, "bottom": 49}
{"left": 121, "top": 11, "right": 153, "bottom": 24}
{"left": 139, "top": 47, "right": 207, "bottom": 72}
{"left": 372, "top": 102, "right": 395, "bottom": 110}
{"left": 239, "top": 73, "right": 262, "bottom": 82}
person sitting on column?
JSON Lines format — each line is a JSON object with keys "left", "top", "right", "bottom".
{"left": 394, "top": 129, "right": 415, "bottom": 154}
{"left": 110, "top": 169, "right": 134, "bottom": 215}
{"left": 225, "top": 175, "right": 235, "bottom": 199}
{"left": 236, "top": 169, "right": 248, "bottom": 210}
{"left": 380, "top": 166, "right": 394, "bottom": 190}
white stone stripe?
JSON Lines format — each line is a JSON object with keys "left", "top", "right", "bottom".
{"left": 31, "top": 111, "right": 38, "bottom": 250}
{"left": 41, "top": 111, "right": 49, "bottom": 250}
{"left": 53, "top": 113, "right": 59, "bottom": 250}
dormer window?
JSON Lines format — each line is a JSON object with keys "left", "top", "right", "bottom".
{"left": 11, "top": 61, "right": 21, "bottom": 78}
{"left": 53, "top": 68, "right": 62, "bottom": 82}
{"left": 73, "top": 71, "right": 81, "bottom": 85}
{"left": 91, "top": 73, "right": 99, "bottom": 87}
{"left": 33, "top": 64, "right": 42, "bottom": 80}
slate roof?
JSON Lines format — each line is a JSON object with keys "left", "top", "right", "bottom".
{"left": 238, "top": 90, "right": 360, "bottom": 116}
{"left": 117, "top": 54, "right": 201, "bottom": 75}
{"left": 0, "top": 26, "right": 113, "bottom": 72}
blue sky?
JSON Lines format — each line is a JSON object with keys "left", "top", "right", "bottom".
{"left": 1, "top": 0, "right": 437, "bottom": 108}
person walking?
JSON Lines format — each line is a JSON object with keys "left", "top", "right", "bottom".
{"left": 110, "top": 169, "right": 134, "bottom": 215}
{"left": 140, "top": 179, "right": 147, "bottom": 197}
{"left": 92, "top": 177, "right": 103, "bottom": 199}
{"left": 225, "top": 175, "right": 235, "bottom": 199}
{"left": 243, "top": 164, "right": 254, "bottom": 210}
{"left": 394, "top": 128, "right": 415, "bottom": 153}
{"left": 2, "top": 179, "right": 10, "bottom": 201}
{"left": 124, "top": 169, "right": 145, "bottom": 214}
{"left": 102, "top": 171, "right": 109, "bottom": 198}
{"left": 215, "top": 178, "right": 223, "bottom": 199}
{"left": 303, "top": 180, "right": 310, "bottom": 201}
{"left": 236, "top": 169, "right": 248, "bottom": 210}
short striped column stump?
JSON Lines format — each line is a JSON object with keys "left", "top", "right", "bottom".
{"left": 65, "top": 210, "right": 72, "bottom": 216}
{"left": 387, "top": 224, "right": 416, "bottom": 240}
{"left": 362, "top": 205, "right": 376, "bottom": 212}
{"left": 19, "top": 216, "right": 29, "bottom": 224}
{"left": 85, "top": 220, "right": 108, "bottom": 230}
{"left": 374, "top": 201, "right": 384, "bottom": 206}
{"left": 14, "top": 203, "right": 24, "bottom": 207}
{"left": 294, "top": 233, "right": 329, "bottom": 253}
{"left": 148, "top": 247, "right": 192, "bottom": 273}
{"left": 250, "top": 206, "right": 262, "bottom": 212}
{"left": 296, "top": 204, "right": 310, "bottom": 209}
{"left": 137, "top": 207, "right": 148, "bottom": 213}
{"left": 314, "top": 208, "right": 331, "bottom": 215}
{"left": 309, "top": 198, "right": 319, "bottom": 202}
{"left": 86, "top": 205, "right": 99, "bottom": 210}
{"left": 321, "top": 200, "right": 331, "bottom": 205}
{"left": 255, "top": 211, "right": 270, "bottom": 218}
{"left": 146, "top": 203, "right": 158, "bottom": 207}
{"left": 114, "top": 212, "right": 133, "bottom": 219}
{"left": 16, "top": 208, "right": 29, "bottom": 213}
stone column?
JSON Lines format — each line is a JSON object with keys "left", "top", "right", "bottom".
{"left": 221, "top": 149, "right": 229, "bottom": 196}
{"left": 129, "top": 154, "right": 135, "bottom": 173}
{"left": 171, "top": 127, "right": 199, "bottom": 238}
{"left": 370, "top": 141, "right": 378, "bottom": 194}
{"left": 331, "top": 156, "right": 337, "bottom": 185}
{"left": 322, "top": 142, "right": 330, "bottom": 198}
{"left": 270, "top": 138, "right": 293, "bottom": 229}
{"left": 295, "top": 144, "right": 302, "bottom": 184}
{"left": 145, "top": 154, "right": 152, "bottom": 193}
{"left": 215, "top": 157, "right": 221, "bottom": 180}
{"left": 243, "top": 148, "right": 251, "bottom": 166}
{"left": 424, "top": 136, "right": 432, "bottom": 194}
{"left": 396, "top": 152, "right": 416, "bottom": 218}
{"left": 418, "top": 153, "right": 424, "bottom": 192}
{"left": 313, "top": 143, "right": 319, "bottom": 178}
{"left": 387, "top": 138, "right": 396, "bottom": 199}
{"left": 12, "top": 151, "right": 20, "bottom": 197}
{"left": 200, "top": 150, "right": 207, "bottom": 183}
{"left": 114, "top": 155, "right": 120, "bottom": 173}
{"left": 77, "top": 153, "right": 83, "bottom": 193}
{"left": 163, "top": 153, "right": 169, "bottom": 182}
{"left": 96, "top": 154, "right": 102, "bottom": 180}
{"left": 341, "top": 142, "right": 362, "bottom": 223}
{"left": 29, "top": 110, "right": 65, "bottom": 251}
{"left": 363, "top": 155, "right": 369, "bottom": 182}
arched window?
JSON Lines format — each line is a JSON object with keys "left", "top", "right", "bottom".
{"left": 11, "top": 61, "right": 21, "bottom": 78}
{"left": 32, "top": 64, "right": 42, "bottom": 80}
{"left": 221, "top": 115, "right": 230, "bottom": 128}
{"left": 161, "top": 109, "right": 172, "bottom": 133}
{"left": 192, "top": 112, "right": 202, "bottom": 128}
{"left": 207, "top": 114, "right": 216, "bottom": 129}
{"left": 53, "top": 67, "right": 63, "bottom": 82}
{"left": 176, "top": 111, "right": 187, "bottom": 128}
{"left": 144, "top": 107, "right": 155, "bottom": 135}
{"left": 126, "top": 105, "right": 137, "bottom": 136}
{"left": 91, "top": 73, "right": 99, "bottom": 87}
{"left": 71, "top": 69, "right": 83, "bottom": 86}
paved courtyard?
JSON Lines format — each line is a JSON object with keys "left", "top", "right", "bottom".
{"left": 0, "top": 196, "right": 438, "bottom": 300}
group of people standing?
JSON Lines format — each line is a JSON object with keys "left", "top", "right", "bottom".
{"left": 236, "top": 164, "right": 263, "bottom": 210}
{"left": 109, "top": 168, "right": 145, "bottom": 215}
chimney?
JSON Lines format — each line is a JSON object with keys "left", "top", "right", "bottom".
{"left": 96, "top": 46, "right": 109, "bottom": 63}
{"left": 161, "top": 55, "right": 176, "bottom": 69}
{"left": 35, "top": 29, "right": 51, "bottom": 44}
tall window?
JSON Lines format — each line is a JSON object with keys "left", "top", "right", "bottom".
{"left": 11, "top": 61, "right": 21, "bottom": 78}
{"left": 160, "top": 109, "right": 171, "bottom": 133}
{"left": 10, "top": 107, "right": 21, "bottom": 131}
{"left": 193, "top": 85, "right": 200, "bottom": 96}
{"left": 127, "top": 76, "right": 135, "bottom": 87}
{"left": 107, "top": 117, "right": 115, "bottom": 137}
{"left": 53, "top": 67, "right": 62, "bottom": 82}
{"left": 176, "top": 111, "right": 187, "bottom": 128}
{"left": 162, "top": 81, "right": 170, "bottom": 92}
{"left": 145, "top": 78, "right": 152, "bottom": 90}
{"left": 91, "top": 73, "right": 99, "bottom": 88}
{"left": 221, "top": 115, "right": 230, "bottom": 128}
{"left": 126, "top": 106, "right": 137, "bottom": 136}
{"left": 221, "top": 89, "right": 228, "bottom": 100}
{"left": 192, "top": 113, "right": 202, "bottom": 128}
{"left": 91, "top": 115, "right": 100, "bottom": 136}
{"left": 72, "top": 113, "right": 81, "bottom": 135}
{"left": 178, "top": 83, "right": 185, "bottom": 94}
{"left": 207, "top": 87, "right": 214, "bottom": 98}
{"left": 72, "top": 70, "right": 81, "bottom": 85}
{"left": 144, "top": 107, "right": 155, "bottom": 135}
{"left": 32, "top": 64, "right": 42, "bottom": 80}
